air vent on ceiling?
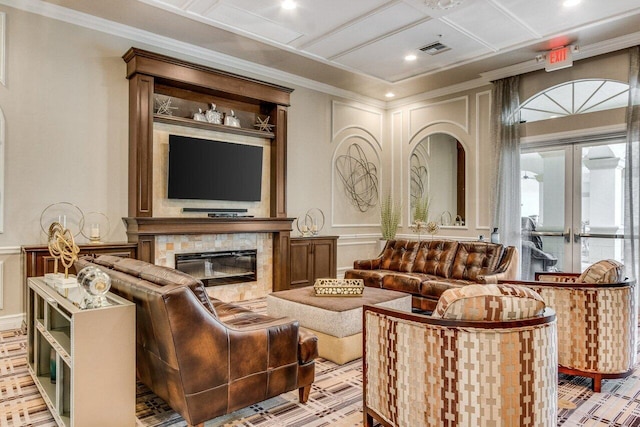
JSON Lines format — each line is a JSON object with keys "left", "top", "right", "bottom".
{"left": 419, "top": 41, "right": 450, "bottom": 55}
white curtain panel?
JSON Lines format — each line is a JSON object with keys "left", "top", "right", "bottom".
{"left": 490, "top": 76, "right": 524, "bottom": 278}
{"left": 625, "top": 46, "right": 640, "bottom": 283}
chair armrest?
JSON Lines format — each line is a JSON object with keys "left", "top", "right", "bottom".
{"left": 353, "top": 258, "right": 382, "bottom": 269}
{"left": 535, "top": 272, "right": 580, "bottom": 282}
{"left": 297, "top": 328, "right": 318, "bottom": 364}
{"left": 479, "top": 246, "right": 518, "bottom": 283}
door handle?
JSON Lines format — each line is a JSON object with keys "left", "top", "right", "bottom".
{"left": 576, "top": 232, "right": 624, "bottom": 239}
{"left": 530, "top": 229, "right": 571, "bottom": 243}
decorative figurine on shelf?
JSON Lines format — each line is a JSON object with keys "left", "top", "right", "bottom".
{"left": 77, "top": 266, "right": 112, "bottom": 308}
{"left": 45, "top": 222, "right": 81, "bottom": 296}
{"left": 205, "top": 103, "right": 223, "bottom": 124}
{"left": 254, "top": 115, "right": 274, "bottom": 132}
{"left": 45, "top": 222, "right": 64, "bottom": 285}
{"left": 193, "top": 108, "right": 207, "bottom": 122}
{"left": 296, "top": 208, "right": 325, "bottom": 237}
{"left": 224, "top": 110, "right": 241, "bottom": 127}
{"left": 154, "top": 95, "right": 178, "bottom": 116}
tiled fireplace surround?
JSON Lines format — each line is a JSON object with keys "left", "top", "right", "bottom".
{"left": 155, "top": 233, "right": 273, "bottom": 302}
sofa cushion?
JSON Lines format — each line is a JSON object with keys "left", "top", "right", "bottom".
{"left": 577, "top": 259, "right": 624, "bottom": 284}
{"left": 344, "top": 269, "right": 390, "bottom": 288}
{"left": 432, "top": 283, "right": 546, "bottom": 321}
{"left": 381, "top": 273, "right": 425, "bottom": 294}
{"left": 379, "top": 240, "right": 420, "bottom": 272}
{"left": 420, "top": 278, "right": 472, "bottom": 299}
{"left": 450, "top": 242, "right": 503, "bottom": 280}
{"left": 411, "top": 240, "right": 459, "bottom": 278}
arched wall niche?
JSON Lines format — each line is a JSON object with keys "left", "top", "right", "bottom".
{"left": 408, "top": 129, "right": 466, "bottom": 227}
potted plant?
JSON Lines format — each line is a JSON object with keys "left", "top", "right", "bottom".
{"left": 412, "top": 195, "right": 430, "bottom": 224}
{"left": 379, "top": 192, "right": 401, "bottom": 251}
{"left": 410, "top": 195, "right": 430, "bottom": 241}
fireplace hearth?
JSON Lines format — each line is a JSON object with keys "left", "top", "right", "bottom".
{"left": 175, "top": 249, "right": 257, "bottom": 286}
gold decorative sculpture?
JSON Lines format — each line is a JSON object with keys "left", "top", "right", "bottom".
{"left": 56, "top": 227, "right": 79, "bottom": 279}
{"left": 47, "top": 221, "right": 64, "bottom": 276}
{"left": 44, "top": 221, "right": 81, "bottom": 292}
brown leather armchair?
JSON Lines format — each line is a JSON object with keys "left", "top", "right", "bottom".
{"left": 75, "top": 255, "right": 318, "bottom": 427}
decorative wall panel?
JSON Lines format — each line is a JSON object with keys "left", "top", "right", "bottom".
{"left": 408, "top": 96, "right": 469, "bottom": 138}
{"left": 0, "top": 12, "right": 4, "bottom": 87}
{"left": 331, "top": 102, "right": 383, "bottom": 227}
{"left": 476, "top": 91, "right": 492, "bottom": 229}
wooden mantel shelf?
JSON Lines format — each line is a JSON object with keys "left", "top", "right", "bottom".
{"left": 123, "top": 217, "right": 295, "bottom": 237}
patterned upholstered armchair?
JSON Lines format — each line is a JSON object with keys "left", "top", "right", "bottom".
{"left": 502, "top": 259, "right": 637, "bottom": 392}
{"left": 363, "top": 284, "right": 558, "bottom": 427}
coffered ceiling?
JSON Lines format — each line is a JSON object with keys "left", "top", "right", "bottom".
{"left": 33, "top": 0, "right": 640, "bottom": 101}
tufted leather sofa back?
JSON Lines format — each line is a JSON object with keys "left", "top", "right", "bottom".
{"left": 380, "top": 240, "right": 420, "bottom": 272}
{"left": 411, "top": 240, "right": 459, "bottom": 277}
{"left": 450, "top": 242, "right": 504, "bottom": 280}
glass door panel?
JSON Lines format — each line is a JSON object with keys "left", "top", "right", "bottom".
{"left": 577, "top": 142, "right": 626, "bottom": 271}
{"left": 520, "top": 149, "right": 569, "bottom": 279}
{"left": 520, "top": 139, "right": 626, "bottom": 278}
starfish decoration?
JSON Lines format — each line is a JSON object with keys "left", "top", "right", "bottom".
{"left": 254, "top": 116, "right": 275, "bottom": 132}
{"left": 155, "top": 96, "right": 178, "bottom": 116}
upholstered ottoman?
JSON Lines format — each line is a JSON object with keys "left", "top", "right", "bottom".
{"left": 267, "top": 287, "right": 411, "bottom": 364}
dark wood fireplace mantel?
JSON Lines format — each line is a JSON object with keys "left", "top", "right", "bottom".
{"left": 123, "top": 217, "right": 295, "bottom": 236}
{"left": 123, "top": 217, "right": 294, "bottom": 291}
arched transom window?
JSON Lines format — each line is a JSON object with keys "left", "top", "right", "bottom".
{"left": 519, "top": 79, "right": 629, "bottom": 123}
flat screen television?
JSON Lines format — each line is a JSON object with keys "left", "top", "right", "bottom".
{"left": 168, "top": 135, "right": 263, "bottom": 202}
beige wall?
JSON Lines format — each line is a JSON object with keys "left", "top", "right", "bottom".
{"left": 0, "top": 4, "right": 632, "bottom": 326}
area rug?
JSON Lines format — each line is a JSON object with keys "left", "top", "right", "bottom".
{"left": 2, "top": 298, "right": 640, "bottom": 426}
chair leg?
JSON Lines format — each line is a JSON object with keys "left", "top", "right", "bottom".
{"left": 593, "top": 375, "right": 602, "bottom": 393}
{"left": 188, "top": 423, "right": 204, "bottom": 427}
{"left": 364, "top": 411, "right": 374, "bottom": 427}
{"left": 299, "top": 385, "right": 311, "bottom": 403}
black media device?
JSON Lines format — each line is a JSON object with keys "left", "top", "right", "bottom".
{"left": 182, "top": 208, "right": 248, "bottom": 213}
{"left": 168, "top": 135, "right": 263, "bottom": 202}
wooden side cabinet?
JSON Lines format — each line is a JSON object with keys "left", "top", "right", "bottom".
{"left": 26, "top": 277, "right": 135, "bottom": 426}
{"left": 22, "top": 243, "right": 138, "bottom": 279}
{"left": 290, "top": 236, "right": 338, "bottom": 288}
{"left": 22, "top": 243, "right": 138, "bottom": 316}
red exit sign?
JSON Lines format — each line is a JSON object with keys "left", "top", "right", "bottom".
{"left": 546, "top": 46, "right": 573, "bottom": 72}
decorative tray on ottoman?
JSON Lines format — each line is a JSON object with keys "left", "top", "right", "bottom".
{"left": 313, "top": 278, "right": 364, "bottom": 297}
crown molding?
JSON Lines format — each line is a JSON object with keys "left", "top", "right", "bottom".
{"left": 0, "top": 0, "right": 387, "bottom": 108}
{"left": 480, "top": 30, "right": 640, "bottom": 83}
{"left": 2, "top": 0, "right": 638, "bottom": 110}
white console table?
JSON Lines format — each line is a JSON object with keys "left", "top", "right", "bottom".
{"left": 26, "top": 277, "right": 135, "bottom": 426}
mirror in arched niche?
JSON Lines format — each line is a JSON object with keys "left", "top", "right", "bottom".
{"left": 410, "top": 133, "right": 465, "bottom": 226}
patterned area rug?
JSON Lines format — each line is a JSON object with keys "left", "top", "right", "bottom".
{"left": 2, "top": 298, "right": 640, "bottom": 426}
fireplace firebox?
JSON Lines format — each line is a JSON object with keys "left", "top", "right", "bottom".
{"left": 175, "top": 249, "right": 257, "bottom": 286}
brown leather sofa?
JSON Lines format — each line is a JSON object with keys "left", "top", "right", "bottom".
{"left": 345, "top": 239, "right": 518, "bottom": 311}
{"left": 75, "top": 255, "right": 318, "bottom": 427}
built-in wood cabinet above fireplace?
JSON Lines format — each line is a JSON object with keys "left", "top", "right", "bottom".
{"left": 122, "top": 47, "right": 292, "bottom": 219}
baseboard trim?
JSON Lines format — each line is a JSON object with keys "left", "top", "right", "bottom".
{"left": 0, "top": 313, "right": 25, "bottom": 331}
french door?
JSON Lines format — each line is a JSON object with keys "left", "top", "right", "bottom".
{"left": 520, "top": 135, "right": 626, "bottom": 278}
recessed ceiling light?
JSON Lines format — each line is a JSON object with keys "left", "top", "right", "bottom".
{"left": 562, "top": 0, "right": 581, "bottom": 7}
{"left": 405, "top": 54, "right": 417, "bottom": 61}
{"left": 281, "top": 0, "right": 296, "bottom": 10}
{"left": 385, "top": 92, "right": 395, "bottom": 98}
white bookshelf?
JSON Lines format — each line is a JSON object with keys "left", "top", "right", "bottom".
{"left": 26, "top": 277, "right": 135, "bottom": 426}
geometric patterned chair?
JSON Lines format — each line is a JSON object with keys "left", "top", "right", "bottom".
{"left": 504, "top": 259, "right": 637, "bottom": 392}
{"left": 363, "top": 283, "right": 558, "bottom": 427}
